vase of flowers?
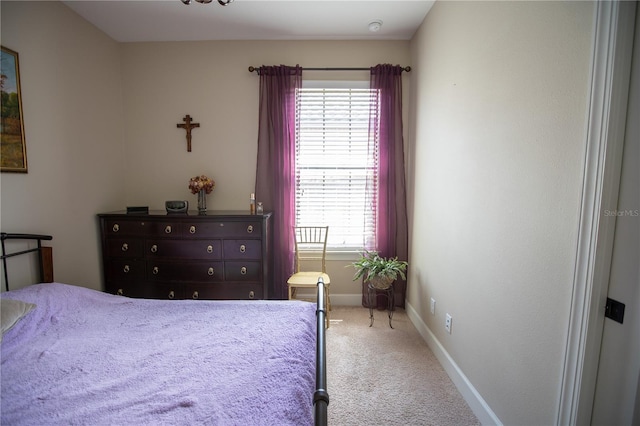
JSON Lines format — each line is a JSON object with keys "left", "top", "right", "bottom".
{"left": 189, "top": 175, "right": 215, "bottom": 214}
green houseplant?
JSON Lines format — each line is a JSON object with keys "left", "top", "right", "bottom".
{"left": 350, "top": 250, "right": 408, "bottom": 290}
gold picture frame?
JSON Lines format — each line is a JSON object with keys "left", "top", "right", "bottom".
{"left": 1, "top": 46, "right": 27, "bottom": 173}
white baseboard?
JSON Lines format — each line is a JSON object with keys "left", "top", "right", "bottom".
{"left": 329, "top": 293, "right": 363, "bottom": 306}
{"left": 406, "top": 302, "right": 502, "bottom": 426}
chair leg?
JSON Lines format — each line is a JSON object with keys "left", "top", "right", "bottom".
{"left": 325, "top": 291, "right": 330, "bottom": 328}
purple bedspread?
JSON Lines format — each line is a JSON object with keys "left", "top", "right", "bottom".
{"left": 1, "top": 283, "right": 316, "bottom": 425}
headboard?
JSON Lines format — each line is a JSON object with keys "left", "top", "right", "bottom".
{"left": 0, "top": 233, "right": 53, "bottom": 291}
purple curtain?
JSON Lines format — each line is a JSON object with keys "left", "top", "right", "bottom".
{"left": 255, "top": 65, "right": 302, "bottom": 299}
{"left": 363, "top": 64, "right": 409, "bottom": 308}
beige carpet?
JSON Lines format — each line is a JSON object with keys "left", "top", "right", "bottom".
{"left": 326, "top": 306, "right": 480, "bottom": 426}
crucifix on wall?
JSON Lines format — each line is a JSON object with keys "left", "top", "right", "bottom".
{"left": 176, "top": 115, "right": 200, "bottom": 152}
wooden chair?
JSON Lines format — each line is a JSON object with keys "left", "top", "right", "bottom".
{"left": 287, "top": 226, "right": 331, "bottom": 327}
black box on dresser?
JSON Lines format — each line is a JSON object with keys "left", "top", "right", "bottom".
{"left": 98, "top": 211, "right": 272, "bottom": 300}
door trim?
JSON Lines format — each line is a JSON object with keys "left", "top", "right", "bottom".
{"left": 557, "top": 1, "right": 636, "bottom": 424}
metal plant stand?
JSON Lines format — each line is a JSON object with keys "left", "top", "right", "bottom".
{"left": 367, "top": 281, "right": 395, "bottom": 328}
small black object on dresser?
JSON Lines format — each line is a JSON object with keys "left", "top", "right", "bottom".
{"left": 126, "top": 206, "right": 149, "bottom": 214}
{"left": 165, "top": 200, "right": 188, "bottom": 214}
{"left": 98, "top": 210, "right": 272, "bottom": 300}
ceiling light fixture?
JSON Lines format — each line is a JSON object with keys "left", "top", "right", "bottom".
{"left": 368, "top": 20, "right": 383, "bottom": 32}
{"left": 181, "top": 0, "right": 234, "bottom": 5}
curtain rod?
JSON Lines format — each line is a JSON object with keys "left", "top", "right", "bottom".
{"left": 247, "top": 65, "right": 411, "bottom": 74}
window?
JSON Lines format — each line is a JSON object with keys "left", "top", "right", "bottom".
{"left": 295, "top": 82, "right": 378, "bottom": 250}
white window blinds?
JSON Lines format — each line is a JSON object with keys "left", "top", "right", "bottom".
{"left": 295, "top": 85, "right": 378, "bottom": 250}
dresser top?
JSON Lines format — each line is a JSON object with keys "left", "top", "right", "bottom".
{"left": 98, "top": 210, "right": 272, "bottom": 218}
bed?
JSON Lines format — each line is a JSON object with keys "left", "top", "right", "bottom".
{"left": 1, "top": 233, "right": 329, "bottom": 425}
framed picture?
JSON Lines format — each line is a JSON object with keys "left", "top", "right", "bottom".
{"left": 1, "top": 46, "right": 27, "bottom": 173}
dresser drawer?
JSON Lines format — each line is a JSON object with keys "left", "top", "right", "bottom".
{"left": 105, "top": 219, "right": 178, "bottom": 236}
{"left": 224, "top": 261, "right": 261, "bottom": 281}
{"left": 222, "top": 221, "right": 262, "bottom": 237}
{"left": 145, "top": 240, "right": 222, "bottom": 259}
{"left": 105, "top": 238, "right": 144, "bottom": 258}
{"left": 142, "top": 221, "right": 179, "bottom": 236}
{"left": 108, "top": 259, "right": 145, "bottom": 280}
{"left": 182, "top": 221, "right": 262, "bottom": 238}
{"left": 106, "top": 281, "right": 148, "bottom": 298}
{"left": 146, "top": 283, "right": 184, "bottom": 300}
{"left": 146, "top": 261, "right": 224, "bottom": 282}
{"left": 223, "top": 240, "right": 262, "bottom": 260}
{"left": 104, "top": 219, "right": 147, "bottom": 236}
{"left": 186, "top": 283, "right": 263, "bottom": 300}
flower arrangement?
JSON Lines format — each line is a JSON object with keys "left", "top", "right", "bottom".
{"left": 188, "top": 175, "right": 215, "bottom": 194}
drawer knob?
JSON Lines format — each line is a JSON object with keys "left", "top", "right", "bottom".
{"left": 121, "top": 243, "right": 129, "bottom": 252}
{"left": 240, "top": 244, "right": 246, "bottom": 253}
{"left": 123, "top": 265, "right": 130, "bottom": 273}
{"left": 168, "top": 290, "right": 175, "bottom": 300}
{"left": 150, "top": 244, "right": 158, "bottom": 253}
{"left": 246, "top": 225, "right": 253, "bottom": 234}
{"left": 240, "top": 266, "right": 247, "bottom": 275}
{"left": 249, "top": 291, "right": 255, "bottom": 300}
{"left": 192, "top": 291, "right": 199, "bottom": 300}
{"left": 190, "top": 225, "right": 196, "bottom": 234}
{"left": 117, "top": 288, "right": 124, "bottom": 296}
{"left": 208, "top": 267, "right": 214, "bottom": 276}
{"left": 165, "top": 225, "right": 172, "bottom": 234}
{"left": 153, "top": 266, "right": 159, "bottom": 275}
{"left": 207, "top": 245, "right": 213, "bottom": 253}
{"left": 112, "top": 224, "right": 120, "bottom": 232}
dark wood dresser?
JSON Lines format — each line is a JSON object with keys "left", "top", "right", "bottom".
{"left": 98, "top": 211, "right": 272, "bottom": 300}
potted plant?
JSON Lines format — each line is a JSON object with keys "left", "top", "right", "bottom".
{"left": 350, "top": 250, "right": 408, "bottom": 290}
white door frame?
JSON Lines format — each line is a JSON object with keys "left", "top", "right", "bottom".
{"left": 557, "top": 1, "right": 637, "bottom": 424}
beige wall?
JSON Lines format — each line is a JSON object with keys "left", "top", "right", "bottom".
{"left": 407, "top": 1, "right": 595, "bottom": 424}
{"left": 0, "top": 1, "right": 125, "bottom": 290}
{"left": 119, "top": 40, "right": 409, "bottom": 210}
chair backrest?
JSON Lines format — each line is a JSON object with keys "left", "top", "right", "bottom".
{"left": 293, "top": 226, "right": 329, "bottom": 273}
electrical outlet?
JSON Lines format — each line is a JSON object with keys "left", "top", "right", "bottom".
{"left": 430, "top": 298, "right": 436, "bottom": 315}
{"left": 445, "top": 313, "right": 452, "bottom": 334}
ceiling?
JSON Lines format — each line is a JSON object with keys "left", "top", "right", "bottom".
{"left": 62, "top": 0, "right": 435, "bottom": 43}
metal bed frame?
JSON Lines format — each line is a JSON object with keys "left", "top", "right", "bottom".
{"left": 314, "top": 276, "right": 329, "bottom": 425}
{"left": 1, "top": 232, "right": 53, "bottom": 291}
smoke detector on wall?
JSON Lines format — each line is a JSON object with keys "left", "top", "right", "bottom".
{"left": 368, "top": 20, "right": 383, "bottom": 32}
